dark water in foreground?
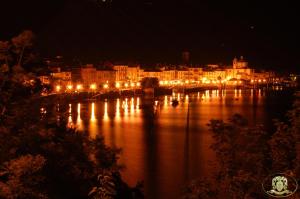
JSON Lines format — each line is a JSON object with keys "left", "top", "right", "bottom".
{"left": 64, "top": 89, "right": 294, "bottom": 199}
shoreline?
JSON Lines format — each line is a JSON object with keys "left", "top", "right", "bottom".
{"left": 42, "top": 85, "right": 296, "bottom": 102}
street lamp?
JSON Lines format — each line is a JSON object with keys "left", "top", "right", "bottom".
{"left": 76, "top": 84, "right": 83, "bottom": 90}
{"left": 90, "top": 83, "right": 97, "bottom": 90}
{"left": 67, "top": 84, "right": 73, "bottom": 90}
{"left": 103, "top": 84, "right": 109, "bottom": 89}
{"left": 56, "top": 85, "right": 61, "bottom": 92}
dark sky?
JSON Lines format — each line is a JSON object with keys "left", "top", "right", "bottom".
{"left": 0, "top": 0, "right": 299, "bottom": 71}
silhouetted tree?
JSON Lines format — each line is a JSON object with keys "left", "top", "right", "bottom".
{"left": 0, "top": 30, "right": 143, "bottom": 199}
{"left": 184, "top": 92, "right": 300, "bottom": 199}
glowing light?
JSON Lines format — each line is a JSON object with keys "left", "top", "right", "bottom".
{"left": 40, "top": 107, "right": 46, "bottom": 114}
{"left": 56, "top": 85, "right": 61, "bottom": 92}
{"left": 124, "top": 98, "right": 129, "bottom": 110}
{"left": 104, "top": 102, "right": 108, "bottom": 120}
{"left": 116, "top": 98, "right": 120, "bottom": 119}
{"left": 131, "top": 98, "right": 135, "bottom": 112}
{"left": 164, "top": 95, "right": 168, "bottom": 106}
{"left": 251, "top": 79, "right": 254, "bottom": 83}
{"left": 89, "top": 103, "right": 98, "bottom": 138}
{"left": 136, "top": 82, "right": 141, "bottom": 87}
{"left": 159, "top": 81, "right": 164, "bottom": 85}
{"left": 125, "top": 83, "right": 129, "bottom": 88}
{"left": 76, "top": 84, "right": 83, "bottom": 90}
{"left": 131, "top": 83, "right": 135, "bottom": 87}
{"left": 258, "top": 79, "right": 262, "bottom": 83}
{"left": 103, "top": 84, "right": 109, "bottom": 89}
{"left": 68, "top": 104, "right": 72, "bottom": 127}
{"left": 77, "top": 103, "right": 83, "bottom": 131}
{"left": 67, "top": 84, "right": 73, "bottom": 90}
{"left": 115, "top": 82, "right": 120, "bottom": 88}
{"left": 136, "top": 97, "right": 140, "bottom": 109}
{"left": 90, "top": 84, "right": 97, "bottom": 90}
{"left": 77, "top": 103, "right": 81, "bottom": 119}
{"left": 91, "top": 103, "right": 96, "bottom": 121}
{"left": 185, "top": 80, "right": 189, "bottom": 84}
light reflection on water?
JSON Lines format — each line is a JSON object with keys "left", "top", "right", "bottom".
{"left": 54, "top": 89, "right": 293, "bottom": 199}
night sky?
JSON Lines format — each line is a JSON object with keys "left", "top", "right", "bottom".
{"left": 0, "top": 0, "right": 299, "bottom": 71}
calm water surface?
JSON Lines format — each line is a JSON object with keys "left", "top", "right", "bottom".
{"left": 64, "top": 89, "right": 294, "bottom": 199}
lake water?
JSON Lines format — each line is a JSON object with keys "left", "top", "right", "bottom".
{"left": 64, "top": 89, "right": 295, "bottom": 199}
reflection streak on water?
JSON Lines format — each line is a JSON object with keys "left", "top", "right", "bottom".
{"left": 124, "top": 98, "right": 129, "bottom": 116}
{"left": 136, "top": 97, "right": 140, "bottom": 109}
{"left": 131, "top": 98, "right": 135, "bottom": 113}
{"left": 91, "top": 102, "right": 96, "bottom": 121}
{"left": 116, "top": 98, "right": 121, "bottom": 120}
{"left": 89, "top": 102, "right": 98, "bottom": 138}
{"left": 68, "top": 104, "right": 72, "bottom": 127}
{"left": 76, "top": 103, "right": 83, "bottom": 131}
{"left": 164, "top": 96, "right": 168, "bottom": 106}
{"left": 104, "top": 102, "right": 109, "bottom": 121}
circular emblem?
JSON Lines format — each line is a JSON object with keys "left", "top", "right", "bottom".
{"left": 262, "top": 173, "right": 298, "bottom": 198}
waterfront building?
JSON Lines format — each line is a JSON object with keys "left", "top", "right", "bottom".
{"left": 51, "top": 71, "right": 72, "bottom": 81}
{"left": 161, "top": 70, "right": 176, "bottom": 81}
{"left": 233, "top": 56, "right": 248, "bottom": 69}
{"left": 96, "top": 69, "right": 117, "bottom": 86}
{"left": 142, "top": 69, "right": 162, "bottom": 79}
{"left": 126, "top": 66, "right": 141, "bottom": 82}
{"left": 188, "top": 67, "right": 203, "bottom": 81}
{"left": 50, "top": 71, "right": 72, "bottom": 89}
{"left": 226, "top": 56, "right": 254, "bottom": 80}
{"left": 38, "top": 75, "right": 51, "bottom": 85}
{"left": 80, "top": 64, "right": 97, "bottom": 87}
{"left": 113, "top": 65, "right": 128, "bottom": 82}
{"left": 176, "top": 69, "right": 190, "bottom": 81}
{"left": 202, "top": 70, "right": 226, "bottom": 82}
{"left": 252, "top": 71, "right": 275, "bottom": 82}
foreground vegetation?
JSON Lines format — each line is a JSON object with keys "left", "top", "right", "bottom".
{"left": 0, "top": 31, "right": 143, "bottom": 199}
{"left": 183, "top": 91, "right": 300, "bottom": 198}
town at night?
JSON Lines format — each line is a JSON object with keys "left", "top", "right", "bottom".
{"left": 0, "top": 0, "right": 299, "bottom": 199}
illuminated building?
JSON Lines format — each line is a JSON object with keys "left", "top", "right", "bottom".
{"left": 126, "top": 66, "right": 142, "bottom": 82}
{"left": 161, "top": 70, "right": 176, "bottom": 81}
{"left": 113, "top": 65, "right": 128, "bottom": 82}
{"left": 142, "top": 69, "right": 162, "bottom": 79}
{"left": 96, "top": 69, "right": 117, "bottom": 85}
{"left": 80, "top": 64, "right": 97, "bottom": 87}
{"left": 226, "top": 57, "right": 254, "bottom": 80}
{"left": 38, "top": 76, "right": 50, "bottom": 85}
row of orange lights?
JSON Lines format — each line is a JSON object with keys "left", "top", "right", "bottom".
{"left": 55, "top": 82, "right": 141, "bottom": 92}
{"left": 251, "top": 79, "right": 267, "bottom": 83}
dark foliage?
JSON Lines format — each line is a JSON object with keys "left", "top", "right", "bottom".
{"left": 183, "top": 92, "right": 300, "bottom": 199}
{"left": 0, "top": 31, "right": 143, "bottom": 199}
